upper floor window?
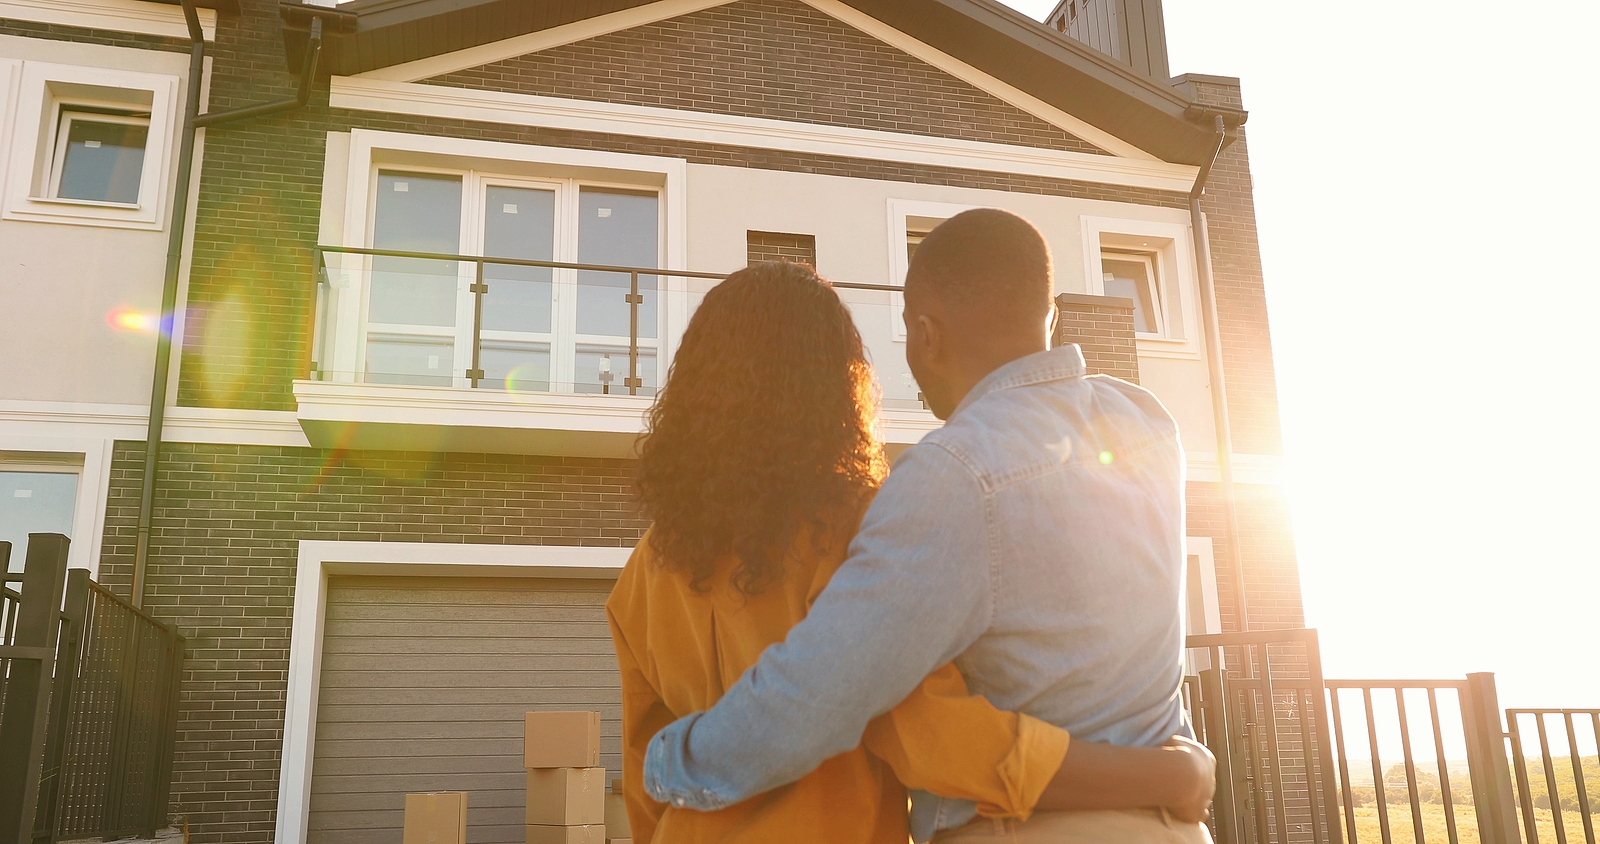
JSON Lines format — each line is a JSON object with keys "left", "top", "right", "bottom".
{"left": 1101, "top": 250, "right": 1164, "bottom": 336}
{"left": 49, "top": 109, "right": 150, "bottom": 205}
{"left": 363, "top": 168, "right": 661, "bottom": 394}
{"left": 1, "top": 60, "right": 179, "bottom": 229}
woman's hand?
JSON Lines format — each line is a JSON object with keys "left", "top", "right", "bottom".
{"left": 1158, "top": 735, "right": 1216, "bottom": 824}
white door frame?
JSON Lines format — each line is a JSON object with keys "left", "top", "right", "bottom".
{"left": 276, "top": 540, "right": 631, "bottom": 844}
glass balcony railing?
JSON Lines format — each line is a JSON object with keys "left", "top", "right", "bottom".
{"left": 310, "top": 246, "right": 930, "bottom": 412}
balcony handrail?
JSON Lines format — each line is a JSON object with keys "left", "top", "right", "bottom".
{"left": 313, "top": 244, "right": 906, "bottom": 293}
{"left": 309, "top": 245, "right": 908, "bottom": 396}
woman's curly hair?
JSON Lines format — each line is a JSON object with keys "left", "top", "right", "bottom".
{"left": 636, "top": 261, "right": 888, "bottom": 596}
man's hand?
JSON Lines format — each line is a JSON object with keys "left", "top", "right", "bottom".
{"left": 1159, "top": 735, "right": 1216, "bottom": 824}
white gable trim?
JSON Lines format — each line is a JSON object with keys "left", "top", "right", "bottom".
{"left": 0, "top": 0, "right": 217, "bottom": 41}
{"left": 276, "top": 540, "right": 631, "bottom": 844}
{"left": 798, "top": 0, "right": 1154, "bottom": 161}
{"left": 330, "top": 77, "right": 1198, "bottom": 192}
{"left": 349, "top": 0, "right": 1158, "bottom": 162}
{"left": 353, "top": 0, "right": 731, "bottom": 83}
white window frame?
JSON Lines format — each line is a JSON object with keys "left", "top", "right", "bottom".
{"left": 0, "top": 437, "right": 114, "bottom": 578}
{"left": 1100, "top": 249, "right": 1166, "bottom": 337}
{"left": 2, "top": 61, "right": 178, "bottom": 229}
{"left": 325, "top": 130, "right": 687, "bottom": 389}
{"left": 46, "top": 108, "right": 151, "bottom": 205}
{"left": 1080, "top": 216, "right": 1202, "bottom": 359}
{"left": 885, "top": 198, "right": 978, "bottom": 342}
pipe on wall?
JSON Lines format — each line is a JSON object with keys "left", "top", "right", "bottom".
{"left": 1187, "top": 113, "right": 1252, "bottom": 631}
{"left": 131, "top": 2, "right": 326, "bottom": 608}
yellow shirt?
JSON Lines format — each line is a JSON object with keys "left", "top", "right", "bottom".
{"left": 606, "top": 514, "right": 1071, "bottom": 844}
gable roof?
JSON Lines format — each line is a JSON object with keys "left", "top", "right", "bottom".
{"left": 283, "top": 0, "right": 1242, "bottom": 166}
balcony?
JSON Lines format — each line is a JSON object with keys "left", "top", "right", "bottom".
{"left": 294, "top": 246, "right": 938, "bottom": 457}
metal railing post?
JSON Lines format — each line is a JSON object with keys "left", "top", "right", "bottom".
{"left": 1201, "top": 667, "right": 1241, "bottom": 844}
{"left": 1464, "top": 672, "right": 1524, "bottom": 844}
{"left": 0, "top": 534, "right": 71, "bottom": 844}
{"left": 625, "top": 271, "right": 643, "bottom": 395}
{"left": 467, "top": 260, "right": 487, "bottom": 388}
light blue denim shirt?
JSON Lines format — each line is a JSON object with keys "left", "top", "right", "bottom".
{"left": 642, "top": 345, "right": 1191, "bottom": 841}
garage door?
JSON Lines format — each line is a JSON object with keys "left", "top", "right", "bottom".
{"left": 308, "top": 575, "right": 621, "bottom": 844}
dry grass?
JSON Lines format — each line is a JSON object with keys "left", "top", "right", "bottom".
{"left": 1345, "top": 802, "right": 1595, "bottom": 843}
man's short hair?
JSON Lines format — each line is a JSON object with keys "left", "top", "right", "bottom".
{"left": 905, "top": 208, "right": 1053, "bottom": 321}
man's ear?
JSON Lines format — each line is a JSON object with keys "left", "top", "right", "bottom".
{"left": 915, "top": 312, "right": 942, "bottom": 362}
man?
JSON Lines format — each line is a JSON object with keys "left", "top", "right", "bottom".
{"left": 643, "top": 209, "right": 1208, "bottom": 842}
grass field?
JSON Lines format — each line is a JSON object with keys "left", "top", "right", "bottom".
{"left": 1346, "top": 802, "right": 1595, "bottom": 843}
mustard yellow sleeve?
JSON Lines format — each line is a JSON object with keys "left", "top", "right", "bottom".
{"left": 861, "top": 662, "right": 1071, "bottom": 821}
{"left": 606, "top": 566, "right": 672, "bottom": 844}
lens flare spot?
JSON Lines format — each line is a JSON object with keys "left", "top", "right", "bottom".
{"left": 108, "top": 309, "right": 159, "bottom": 333}
{"left": 1098, "top": 450, "right": 1115, "bottom": 465}
{"left": 504, "top": 365, "right": 552, "bottom": 401}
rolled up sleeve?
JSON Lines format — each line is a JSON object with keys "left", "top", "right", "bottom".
{"left": 642, "top": 444, "right": 995, "bottom": 809}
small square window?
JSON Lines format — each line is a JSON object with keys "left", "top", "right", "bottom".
{"left": 1101, "top": 251, "right": 1164, "bottom": 336}
{"left": 50, "top": 110, "right": 149, "bottom": 205}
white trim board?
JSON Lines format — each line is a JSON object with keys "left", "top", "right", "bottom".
{"left": 329, "top": 78, "right": 1197, "bottom": 193}
{"left": 0, "top": 0, "right": 216, "bottom": 41}
{"left": 0, "top": 400, "right": 307, "bottom": 447}
{"left": 277, "top": 540, "right": 632, "bottom": 844}
{"left": 350, "top": 0, "right": 1155, "bottom": 162}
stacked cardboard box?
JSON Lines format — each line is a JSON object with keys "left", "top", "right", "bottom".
{"left": 524, "top": 712, "right": 606, "bottom": 844}
{"left": 403, "top": 792, "right": 467, "bottom": 844}
{"left": 604, "top": 778, "right": 631, "bottom": 844}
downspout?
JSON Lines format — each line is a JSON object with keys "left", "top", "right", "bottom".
{"left": 1187, "top": 114, "right": 1251, "bottom": 631}
{"left": 131, "top": 2, "right": 326, "bottom": 608}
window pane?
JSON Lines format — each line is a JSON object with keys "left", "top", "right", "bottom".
{"left": 56, "top": 117, "right": 147, "bottom": 204}
{"left": 1, "top": 471, "right": 78, "bottom": 573}
{"left": 575, "top": 345, "right": 656, "bottom": 395}
{"left": 370, "top": 172, "right": 462, "bottom": 327}
{"left": 364, "top": 334, "right": 455, "bottom": 386}
{"left": 479, "top": 340, "right": 551, "bottom": 393}
{"left": 1102, "top": 256, "right": 1159, "bottom": 334}
{"left": 577, "top": 188, "right": 658, "bottom": 339}
{"left": 481, "top": 186, "right": 556, "bottom": 335}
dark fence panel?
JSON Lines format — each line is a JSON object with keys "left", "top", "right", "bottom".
{"left": 31, "top": 573, "right": 185, "bottom": 844}
{"left": 1507, "top": 709, "right": 1599, "bottom": 844}
{"left": 0, "top": 536, "right": 71, "bottom": 844}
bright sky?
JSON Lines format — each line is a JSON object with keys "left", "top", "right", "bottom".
{"left": 1001, "top": 0, "right": 1600, "bottom": 709}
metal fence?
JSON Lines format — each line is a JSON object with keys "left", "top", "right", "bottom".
{"left": 1184, "top": 629, "right": 1596, "bottom": 844}
{"left": 0, "top": 534, "right": 185, "bottom": 844}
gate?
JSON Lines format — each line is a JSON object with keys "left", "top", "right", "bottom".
{"left": 0, "top": 534, "right": 184, "bottom": 844}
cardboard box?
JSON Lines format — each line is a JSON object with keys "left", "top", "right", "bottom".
{"left": 525, "top": 767, "right": 605, "bottom": 825}
{"left": 403, "top": 792, "right": 467, "bottom": 844}
{"left": 525, "top": 824, "right": 605, "bottom": 844}
{"left": 603, "top": 779, "right": 629, "bottom": 839}
{"left": 524, "top": 711, "right": 601, "bottom": 768}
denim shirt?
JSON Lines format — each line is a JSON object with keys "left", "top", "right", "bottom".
{"left": 642, "top": 346, "right": 1192, "bottom": 841}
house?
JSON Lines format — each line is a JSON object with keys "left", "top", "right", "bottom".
{"left": 0, "top": 0, "right": 1298, "bottom": 841}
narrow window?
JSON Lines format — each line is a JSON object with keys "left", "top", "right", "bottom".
{"left": 1, "top": 463, "right": 79, "bottom": 574}
{"left": 49, "top": 109, "right": 150, "bottom": 204}
{"left": 1101, "top": 251, "right": 1164, "bottom": 336}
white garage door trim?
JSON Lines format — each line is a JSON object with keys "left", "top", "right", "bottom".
{"left": 278, "top": 541, "right": 632, "bottom": 844}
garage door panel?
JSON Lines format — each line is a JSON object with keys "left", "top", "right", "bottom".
{"left": 320, "top": 652, "right": 618, "bottom": 673}
{"left": 309, "top": 574, "right": 623, "bottom": 844}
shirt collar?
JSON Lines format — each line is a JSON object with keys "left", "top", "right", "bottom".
{"left": 949, "top": 345, "right": 1088, "bottom": 419}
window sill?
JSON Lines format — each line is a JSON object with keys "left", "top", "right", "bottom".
{"left": 293, "top": 380, "right": 941, "bottom": 458}
{"left": 2, "top": 195, "right": 161, "bottom": 229}
{"left": 25, "top": 195, "right": 141, "bottom": 210}
{"left": 1135, "top": 335, "right": 1203, "bottom": 361}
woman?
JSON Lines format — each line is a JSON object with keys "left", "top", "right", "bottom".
{"left": 607, "top": 262, "right": 1203, "bottom": 843}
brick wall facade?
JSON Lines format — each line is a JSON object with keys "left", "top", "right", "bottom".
{"left": 1177, "top": 75, "right": 1283, "bottom": 456}
{"left": 747, "top": 230, "right": 818, "bottom": 266}
{"left": 0, "top": 18, "right": 189, "bottom": 52}
{"left": 95, "top": 441, "right": 648, "bottom": 844}
{"left": 430, "top": 0, "right": 1106, "bottom": 156}
{"left": 1054, "top": 293, "right": 1139, "bottom": 383}
{"left": 1186, "top": 480, "right": 1303, "bottom": 633}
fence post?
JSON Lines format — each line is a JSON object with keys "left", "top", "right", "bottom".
{"left": 31, "top": 570, "right": 90, "bottom": 844}
{"left": 1463, "top": 672, "right": 1523, "bottom": 844}
{"left": 0, "top": 534, "right": 71, "bottom": 844}
{"left": 1200, "top": 667, "right": 1241, "bottom": 844}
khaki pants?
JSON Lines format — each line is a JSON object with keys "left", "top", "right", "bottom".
{"left": 932, "top": 809, "right": 1214, "bottom": 844}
